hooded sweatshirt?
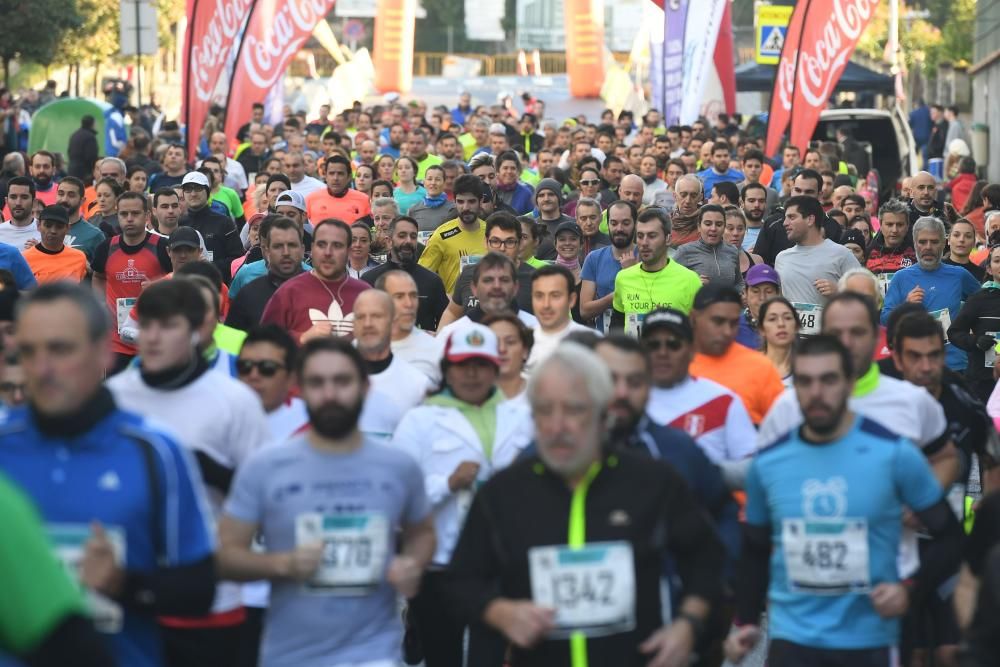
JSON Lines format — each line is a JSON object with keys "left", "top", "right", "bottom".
{"left": 672, "top": 239, "right": 745, "bottom": 291}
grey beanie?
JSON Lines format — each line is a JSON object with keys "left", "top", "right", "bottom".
{"left": 535, "top": 178, "right": 564, "bottom": 205}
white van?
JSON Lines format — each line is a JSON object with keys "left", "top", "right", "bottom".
{"left": 813, "top": 107, "right": 919, "bottom": 203}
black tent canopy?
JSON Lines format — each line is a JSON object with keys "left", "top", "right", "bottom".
{"left": 735, "top": 60, "right": 894, "bottom": 93}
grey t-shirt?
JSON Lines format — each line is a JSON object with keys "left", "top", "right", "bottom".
{"left": 225, "top": 435, "right": 430, "bottom": 667}
{"left": 774, "top": 238, "right": 861, "bottom": 307}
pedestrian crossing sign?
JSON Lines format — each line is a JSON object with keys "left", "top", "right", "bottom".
{"left": 756, "top": 4, "right": 793, "bottom": 65}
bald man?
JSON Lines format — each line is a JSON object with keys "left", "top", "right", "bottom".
{"left": 353, "top": 288, "right": 432, "bottom": 441}
{"left": 908, "top": 170, "right": 943, "bottom": 224}
{"left": 207, "top": 131, "right": 248, "bottom": 191}
{"left": 831, "top": 185, "right": 855, "bottom": 212}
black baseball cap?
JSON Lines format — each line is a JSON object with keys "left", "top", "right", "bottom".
{"left": 39, "top": 205, "right": 69, "bottom": 225}
{"left": 167, "top": 226, "right": 201, "bottom": 250}
{"left": 641, "top": 307, "right": 693, "bottom": 341}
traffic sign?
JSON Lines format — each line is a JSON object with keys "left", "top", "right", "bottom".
{"left": 343, "top": 19, "right": 366, "bottom": 42}
{"left": 119, "top": 0, "right": 158, "bottom": 57}
{"left": 756, "top": 4, "right": 793, "bottom": 65}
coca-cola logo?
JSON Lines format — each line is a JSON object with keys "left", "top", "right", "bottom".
{"left": 241, "top": 0, "right": 336, "bottom": 91}
{"left": 796, "top": 0, "right": 879, "bottom": 107}
{"left": 189, "top": 0, "right": 255, "bottom": 101}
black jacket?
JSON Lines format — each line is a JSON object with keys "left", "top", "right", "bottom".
{"left": 225, "top": 271, "right": 293, "bottom": 331}
{"left": 448, "top": 450, "right": 724, "bottom": 667}
{"left": 67, "top": 127, "right": 99, "bottom": 180}
{"left": 180, "top": 206, "right": 243, "bottom": 283}
{"left": 362, "top": 259, "right": 449, "bottom": 331}
{"left": 948, "top": 286, "right": 1000, "bottom": 401}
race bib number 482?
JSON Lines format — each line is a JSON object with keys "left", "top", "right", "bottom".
{"left": 529, "top": 541, "right": 636, "bottom": 638}
{"left": 296, "top": 513, "right": 389, "bottom": 595}
{"left": 781, "top": 518, "right": 870, "bottom": 594}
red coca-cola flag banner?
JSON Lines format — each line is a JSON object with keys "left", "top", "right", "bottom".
{"left": 765, "top": 0, "right": 810, "bottom": 158}
{"left": 788, "top": 0, "right": 880, "bottom": 153}
{"left": 182, "top": 0, "right": 256, "bottom": 161}
{"left": 222, "top": 0, "right": 338, "bottom": 143}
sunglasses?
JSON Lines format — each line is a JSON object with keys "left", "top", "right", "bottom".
{"left": 579, "top": 179, "right": 601, "bottom": 186}
{"left": 236, "top": 359, "right": 285, "bottom": 377}
{"left": 644, "top": 337, "right": 685, "bottom": 352}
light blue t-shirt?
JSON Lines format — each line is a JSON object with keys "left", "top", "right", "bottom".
{"left": 697, "top": 167, "right": 745, "bottom": 197}
{"left": 744, "top": 416, "right": 942, "bottom": 650}
{"left": 393, "top": 186, "right": 427, "bottom": 215}
{"left": 743, "top": 226, "right": 761, "bottom": 252}
{"left": 224, "top": 436, "right": 430, "bottom": 667}
{"left": 229, "top": 259, "right": 311, "bottom": 298}
{"left": 581, "top": 245, "right": 634, "bottom": 332}
{"left": 881, "top": 262, "right": 981, "bottom": 370}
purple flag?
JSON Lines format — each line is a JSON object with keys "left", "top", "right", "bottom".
{"left": 663, "top": 0, "right": 689, "bottom": 126}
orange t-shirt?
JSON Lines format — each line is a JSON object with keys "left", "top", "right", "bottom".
{"left": 23, "top": 245, "right": 89, "bottom": 284}
{"left": 689, "top": 344, "right": 785, "bottom": 424}
{"left": 305, "top": 188, "right": 371, "bottom": 224}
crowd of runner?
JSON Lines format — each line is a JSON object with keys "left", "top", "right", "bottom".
{"left": 1, "top": 88, "right": 1000, "bottom": 667}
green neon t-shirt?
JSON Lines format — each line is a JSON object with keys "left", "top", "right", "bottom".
{"left": 612, "top": 259, "right": 702, "bottom": 316}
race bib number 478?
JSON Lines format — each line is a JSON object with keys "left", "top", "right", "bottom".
{"left": 529, "top": 541, "right": 636, "bottom": 638}
{"left": 296, "top": 513, "right": 389, "bottom": 595}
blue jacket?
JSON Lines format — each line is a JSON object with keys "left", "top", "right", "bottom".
{"left": 498, "top": 182, "right": 535, "bottom": 215}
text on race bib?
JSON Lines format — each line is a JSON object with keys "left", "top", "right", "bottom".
{"left": 782, "top": 518, "right": 870, "bottom": 594}
{"left": 529, "top": 541, "right": 636, "bottom": 638}
{"left": 296, "top": 513, "right": 389, "bottom": 595}
{"left": 791, "top": 303, "right": 823, "bottom": 337}
{"left": 115, "top": 297, "right": 136, "bottom": 335}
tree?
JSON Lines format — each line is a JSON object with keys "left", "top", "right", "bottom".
{"left": 0, "top": 0, "right": 82, "bottom": 86}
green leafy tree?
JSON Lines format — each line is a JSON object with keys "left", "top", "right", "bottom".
{"left": 0, "top": 0, "right": 82, "bottom": 86}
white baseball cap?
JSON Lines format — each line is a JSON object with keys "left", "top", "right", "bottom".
{"left": 444, "top": 323, "right": 500, "bottom": 366}
{"left": 274, "top": 190, "right": 307, "bottom": 213}
{"left": 181, "top": 171, "right": 210, "bottom": 188}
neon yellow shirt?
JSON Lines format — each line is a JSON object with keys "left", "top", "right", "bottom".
{"left": 418, "top": 218, "right": 486, "bottom": 293}
{"left": 612, "top": 259, "right": 702, "bottom": 315}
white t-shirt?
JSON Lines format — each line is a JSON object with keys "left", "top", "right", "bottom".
{"left": 0, "top": 219, "right": 40, "bottom": 251}
{"left": 360, "top": 355, "right": 432, "bottom": 441}
{"left": 290, "top": 175, "right": 325, "bottom": 196}
{"left": 525, "top": 320, "right": 597, "bottom": 374}
{"left": 758, "top": 373, "right": 947, "bottom": 450}
{"left": 646, "top": 376, "right": 757, "bottom": 464}
{"left": 107, "top": 367, "right": 270, "bottom": 613}
{"left": 392, "top": 328, "right": 443, "bottom": 385}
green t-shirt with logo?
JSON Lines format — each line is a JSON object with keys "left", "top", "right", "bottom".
{"left": 612, "top": 259, "right": 702, "bottom": 316}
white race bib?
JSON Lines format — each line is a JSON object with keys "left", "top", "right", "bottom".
{"left": 48, "top": 524, "right": 127, "bottom": 633}
{"left": 782, "top": 518, "right": 870, "bottom": 594}
{"left": 529, "top": 541, "right": 636, "bottom": 638}
{"left": 624, "top": 312, "right": 645, "bottom": 339}
{"left": 986, "top": 331, "right": 998, "bottom": 368}
{"left": 601, "top": 308, "right": 613, "bottom": 335}
{"left": 417, "top": 231, "right": 434, "bottom": 246}
{"left": 459, "top": 254, "right": 482, "bottom": 271}
{"left": 876, "top": 272, "right": 895, "bottom": 297}
{"left": 296, "top": 513, "right": 389, "bottom": 595}
{"left": 791, "top": 302, "right": 823, "bottom": 336}
{"left": 930, "top": 308, "right": 952, "bottom": 334}
{"left": 115, "top": 297, "right": 136, "bottom": 335}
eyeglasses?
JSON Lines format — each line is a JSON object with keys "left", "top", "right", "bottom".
{"left": 487, "top": 237, "right": 519, "bottom": 249}
{"left": 0, "top": 382, "right": 24, "bottom": 395}
{"left": 644, "top": 337, "right": 685, "bottom": 352}
{"left": 236, "top": 359, "right": 285, "bottom": 377}
{"left": 579, "top": 179, "right": 601, "bottom": 186}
